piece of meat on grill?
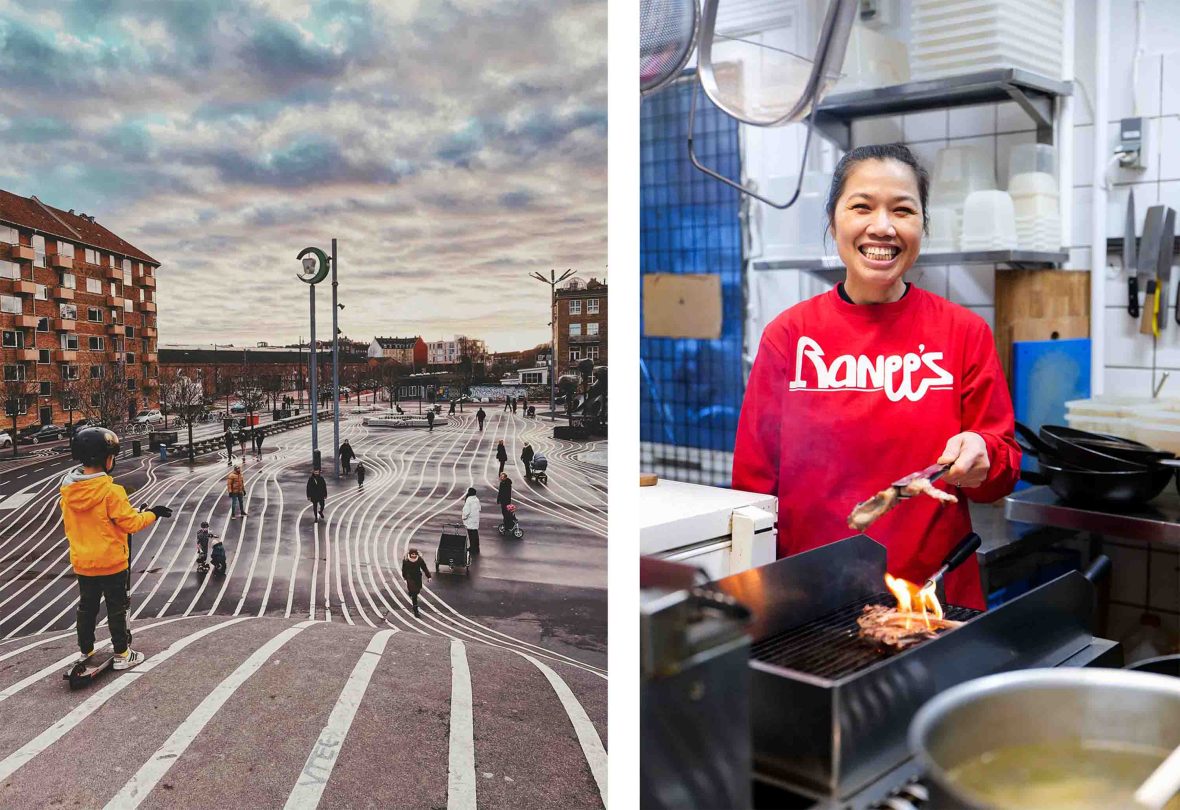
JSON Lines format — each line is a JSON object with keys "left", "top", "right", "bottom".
{"left": 901, "top": 476, "right": 958, "bottom": 504}
{"left": 856, "top": 604, "right": 964, "bottom": 649}
{"left": 847, "top": 488, "right": 898, "bottom": 531}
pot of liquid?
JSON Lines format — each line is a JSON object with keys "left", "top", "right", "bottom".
{"left": 909, "top": 668, "right": 1180, "bottom": 809}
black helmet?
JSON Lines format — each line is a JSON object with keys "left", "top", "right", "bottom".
{"left": 73, "top": 427, "right": 120, "bottom": 468}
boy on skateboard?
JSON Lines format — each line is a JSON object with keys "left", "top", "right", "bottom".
{"left": 62, "top": 428, "right": 173, "bottom": 671}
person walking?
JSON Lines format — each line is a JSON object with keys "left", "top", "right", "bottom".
{"left": 63, "top": 428, "right": 171, "bottom": 672}
{"left": 223, "top": 427, "right": 235, "bottom": 464}
{"left": 237, "top": 427, "right": 248, "bottom": 459}
{"left": 426, "top": 410, "right": 435, "bottom": 432}
{"left": 497, "top": 472, "right": 514, "bottom": 531}
{"left": 476, "top": 407, "right": 486, "bottom": 432}
{"left": 356, "top": 460, "right": 366, "bottom": 489}
{"left": 448, "top": 399, "right": 456, "bottom": 415}
{"left": 462, "top": 486, "right": 481, "bottom": 555}
{"left": 402, "top": 547, "right": 431, "bottom": 617}
{"left": 511, "top": 396, "right": 518, "bottom": 414}
{"left": 227, "top": 464, "right": 246, "bottom": 519}
{"left": 495, "top": 440, "right": 508, "bottom": 474}
{"left": 521, "top": 442, "right": 535, "bottom": 480}
{"left": 339, "top": 439, "right": 355, "bottom": 474}
{"left": 306, "top": 467, "right": 327, "bottom": 521}
{"left": 504, "top": 395, "right": 512, "bottom": 413}
{"left": 521, "top": 396, "right": 528, "bottom": 414}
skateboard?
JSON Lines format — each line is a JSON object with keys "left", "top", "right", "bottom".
{"left": 64, "top": 651, "right": 115, "bottom": 690}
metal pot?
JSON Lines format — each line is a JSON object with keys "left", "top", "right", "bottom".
{"left": 910, "top": 668, "right": 1180, "bottom": 809}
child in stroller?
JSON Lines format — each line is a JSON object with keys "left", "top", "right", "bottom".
{"left": 196, "top": 522, "right": 227, "bottom": 576}
{"left": 497, "top": 503, "right": 524, "bottom": 538}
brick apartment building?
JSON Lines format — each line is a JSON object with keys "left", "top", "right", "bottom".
{"left": 367, "top": 336, "right": 427, "bottom": 368}
{"left": 0, "top": 190, "right": 160, "bottom": 430}
{"left": 554, "top": 277, "right": 606, "bottom": 375}
{"left": 426, "top": 335, "right": 489, "bottom": 367}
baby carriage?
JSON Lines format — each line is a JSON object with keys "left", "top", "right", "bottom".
{"left": 530, "top": 453, "right": 548, "bottom": 484}
{"left": 497, "top": 504, "right": 524, "bottom": 538}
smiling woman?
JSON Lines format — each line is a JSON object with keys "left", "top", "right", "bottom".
{"left": 732, "top": 142, "right": 1022, "bottom": 611}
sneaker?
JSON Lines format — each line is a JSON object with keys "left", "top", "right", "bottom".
{"left": 73, "top": 649, "right": 95, "bottom": 667}
{"left": 113, "top": 649, "right": 145, "bottom": 670}
{"left": 241, "top": 512, "right": 248, "bottom": 517}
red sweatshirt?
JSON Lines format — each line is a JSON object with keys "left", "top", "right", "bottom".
{"left": 732, "top": 285, "right": 1021, "bottom": 610}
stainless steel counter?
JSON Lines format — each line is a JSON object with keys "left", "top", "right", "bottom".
{"left": 1005, "top": 485, "right": 1180, "bottom": 549}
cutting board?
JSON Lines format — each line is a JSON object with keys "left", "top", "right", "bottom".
{"left": 1011, "top": 338, "right": 1091, "bottom": 471}
{"left": 995, "top": 270, "right": 1091, "bottom": 380}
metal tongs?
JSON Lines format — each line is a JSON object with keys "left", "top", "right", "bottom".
{"left": 892, "top": 462, "right": 950, "bottom": 498}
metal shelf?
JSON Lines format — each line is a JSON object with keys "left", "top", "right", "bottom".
{"left": 753, "top": 250, "right": 1068, "bottom": 271}
{"left": 811, "top": 68, "right": 1073, "bottom": 150}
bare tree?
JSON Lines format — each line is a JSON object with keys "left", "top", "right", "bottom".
{"left": 77, "top": 362, "right": 132, "bottom": 435}
{"left": 170, "top": 374, "right": 207, "bottom": 463}
{"left": 2, "top": 377, "right": 37, "bottom": 458}
{"left": 234, "top": 368, "right": 266, "bottom": 442}
{"left": 376, "top": 360, "right": 407, "bottom": 409}
{"left": 59, "top": 379, "right": 82, "bottom": 435}
{"left": 157, "top": 367, "right": 181, "bottom": 429}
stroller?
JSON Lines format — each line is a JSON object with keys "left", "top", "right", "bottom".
{"left": 497, "top": 504, "right": 524, "bottom": 539}
{"left": 530, "top": 453, "right": 549, "bottom": 485}
{"left": 526, "top": 405, "right": 536, "bottom": 418}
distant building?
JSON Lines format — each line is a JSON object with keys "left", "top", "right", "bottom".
{"left": 368, "top": 336, "right": 426, "bottom": 367}
{"left": 554, "top": 277, "right": 606, "bottom": 375}
{"left": 0, "top": 189, "right": 161, "bottom": 429}
{"left": 499, "top": 365, "right": 549, "bottom": 386}
{"left": 427, "top": 335, "right": 488, "bottom": 366}
{"left": 159, "top": 344, "right": 370, "bottom": 400}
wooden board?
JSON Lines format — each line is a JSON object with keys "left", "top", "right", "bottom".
{"left": 994, "top": 270, "right": 1090, "bottom": 382}
{"left": 642, "top": 274, "right": 723, "bottom": 340}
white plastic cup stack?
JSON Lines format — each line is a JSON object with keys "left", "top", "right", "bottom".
{"left": 929, "top": 144, "right": 996, "bottom": 253}
{"left": 1008, "top": 144, "right": 1060, "bottom": 252}
{"left": 960, "top": 190, "right": 1018, "bottom": 251}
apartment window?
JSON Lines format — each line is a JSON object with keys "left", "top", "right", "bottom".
{"left": 90, "top": 393, "right": 100, "bottom": 406}
{"left": 31, "top": 235, "right": 45, "bottom": 267}
{"left": 86, "top": 278, "right": 102, "bottom": 294}
{"left": 59, "top": 304, "right": 76, "bottom": 320}
{"left": 139, "top": 287, "right": 145, "bottom": 302}
{"left": 586, "top": 298, "right": 600, "bottom": 314}
{"left": 0, "top": 295, "right": 21, "bottom": 315}
{"left": 0, "top": 260, "right": 18, "bottom": 280}
{"left": 569, "top": 299, "right": 582, "bottom": 315}
{"left": 3, "top": 393, "right": 28, "bottom": 415}
{"left": 126, "top": 377, "right": 137, "bottom": 391}
{"left": 126, "top": 353, "right": 136, "bottom": 364}
{"left": 587, "top": 322, "right": 599, "bottom": 336}
{"left": 61, "top": 272, "right": 75, "bottom": 289}
{"left": 569, "top": 323, "right": 582, "bottom": 336}
{"left": 61, "top": 333, "right": 79, "bottom": 351}
{"left": 4, "top": 364, "right": 26, "bottom": 381}
{"left": 2, "top": 331, "right": 23, "bottom": 348}
{"left": 587, "top": 345, "right": 600, "bottom": 361}
{"left": 34, "top": 284, "right": 48, "bottom": 301}
{"left": 125, "top": 325, "right": 135, "bottom": 338}
{"left": 113, "top": 338, "right": 123, "bottom": 352}
{"left": 87, "top": 336, "right": 104, "bottom": 351}
{"left": 109, "top": 281, "right": 118, "bottom": 297}
{"left": 0, "top": 225, "right": 17, "bottom": 245}
{"left": 62, "top": 364, "right": 79, "bottom": 381}
{"left": 89, "top": 365, "right": 102, "bottom": 379}
{"left": 123, "top": 300, "right": 132, "bottom": 313}
{"left": 87, "top": 307, "right": 102, "bottom": 322}
{"left": 55, "top": 240, "right": 74, "bottom": 258}
{"left": 122, "top": 258, "right": 131, "bottom": 273}
{"left": 111, "top": 309, "right": 121, "bottom": 324}
{"left": 38, "top": 350, "right": 50, "bottom": 365}
{"left": 39, "top": 380, "right": 51, "bottom": 395}
{"left": 36, "top": 317, "right": 48, "bottom": 332}
{"left": 84, "top": 248, "right": 98, "bottom": 264}
{"left": 569, "top": 349, "right": 581, "bottom": 361}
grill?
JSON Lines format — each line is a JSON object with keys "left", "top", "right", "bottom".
{"left": 750, "top": 593, "right": 982, "bottom": 680}
{"left": 713, "top": 534, "right": 1106, "bottom": 801}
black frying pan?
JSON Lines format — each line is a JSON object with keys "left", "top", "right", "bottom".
{"left": 1038, "top": 424, "right": 1178, "bottom": 470}
{"left": 1015, "top": 426, "right": 1174, "bottom": 505}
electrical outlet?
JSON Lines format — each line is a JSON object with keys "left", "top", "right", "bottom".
{"left": 1117, "top": 117, "right": 1147, "bottom": 170}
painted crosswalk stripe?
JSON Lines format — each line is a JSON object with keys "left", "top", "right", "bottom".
{"left": 0, "top": 617, "right": 249, "bottom": 784}
{"left": 283, "top": 628, "right": 397, "bottom": 809}
{"left": 448, "top": 639, "right": 477, "bottom": 810}
{"left": 518, "top": 651, "right": 608, "bottom": 808}
{"left": 104, "top": 619, "right": 317, "bottom": 809}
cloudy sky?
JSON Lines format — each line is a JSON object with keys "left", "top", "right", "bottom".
{"left": 0, "top": 0, "right": 606, "bottom": 352}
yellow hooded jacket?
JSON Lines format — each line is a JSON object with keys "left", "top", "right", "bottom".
{"left": 60, "top": 468, "right": 157, "bottom": 577}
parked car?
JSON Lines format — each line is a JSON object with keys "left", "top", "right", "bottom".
{"left": 0, "top": 432, "right": 12, "bottom": 448}
{"left": 20, "top": 424, "right": 66, "bottom": 444}
{"left": 228, "top": 401, "right": 247, "bottom": 413}
{"left": 134, "top": 409, "right": 165, "bottom": 426}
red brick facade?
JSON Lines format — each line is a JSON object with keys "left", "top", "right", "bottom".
{"left": 553, "top": 278, "right": 607, "bottom": 376}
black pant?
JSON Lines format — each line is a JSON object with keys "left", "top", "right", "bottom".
{"left": 500, "top": 504, "right": 513, "bottom": 527}
{"left": 467, "top": 528, "right": 480, "bottom": 555}
{"left": 77, "top": 571, "right": 130, "bottom": 655}
{"left": 498, "top": 459, "right": 505, "bottom": 474}
{"left": 312, "top": 499, "right": 325, "bottom": 517}
{"left": 407, "top": 581, "right": 423, "bottom": 613}
{"left": 477, "top": 420, "right": 484, "bottom": 432}
{"left": 342, "top": 459, "right": 351, "bottom": 473}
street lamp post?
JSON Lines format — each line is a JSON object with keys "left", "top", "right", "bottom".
{"left": 530, "top": 268, "right": 575, "bottom": 422}
{"left": 297, "top": 246, "right": 330, "bottom": 469}
{"left": 330, "top": 238, "right": 340, "bottom": 478}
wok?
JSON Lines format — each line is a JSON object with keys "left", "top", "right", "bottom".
{"left": 1037, "top": 423, "right": 1180, "bottom": 471}
{"left": 1015, "top": 424, "right": 1174, "bottom": 505}
{"left": 1130, "top": 655, "right": 1180, "bottom": 678}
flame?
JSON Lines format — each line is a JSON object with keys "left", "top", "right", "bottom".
{"left": 885, "top": 573, "right": 945, "bottom": 630}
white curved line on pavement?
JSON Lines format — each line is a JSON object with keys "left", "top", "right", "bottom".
{"left": 283, "top": 627, "right": 397, "bottom": 809}
{"left": 448, "top": 638, "right": 477, "bottom": 810}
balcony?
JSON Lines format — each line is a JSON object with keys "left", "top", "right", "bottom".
{"left": 141, "top": 301, "right": 157, "bottom": 314}
{"left": 52, "top": 318, "right": 76, "bottom": 331}
{"left": 143, "top": 352, "right": 158, "bottom": 363}
{"left": 107, "top": 323, "right": 125, "bottom": 336}
{"left": 54, "top": 349, "right": 77, "bottom": 362}
{"left": 139, "top": 275, "right": 156, "bottom": 289}
{"left": 105, "top": 295, "right": 124, "bottom": 308}
{"left": 9, "top": 245, "right": 33, "bottom": 262}
{"left": 103, "top": 266, "right": 122, "bottom": 281}
{"left": 105, "top": 351, "right": 121, "bottom": 363}
{"left": 51, "top": 286, "right": 74, "bottom": 301}
{"left": 10, "top": 280, "right": 36, "bottom": 295}
{"left": 10, "top": 348, "right": 37, "bottom": 362}
{"left": 141, "top": 326, "right": 157, "bottom": 338}
{"left": 13, "top": 315, "right": 38, "bottom": 329}
{"left": 49, "top": 254, "right": 73, "bottom": 270}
